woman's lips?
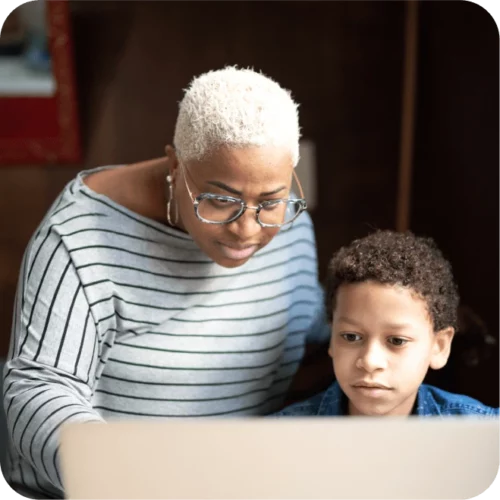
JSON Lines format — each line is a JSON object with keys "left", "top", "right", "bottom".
{"left": 218, "top": 242, "right": 258, "bottom": 261}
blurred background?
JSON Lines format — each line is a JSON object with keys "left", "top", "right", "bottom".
{"left": 0, "top": 0, "right": 498, "bottom": 407}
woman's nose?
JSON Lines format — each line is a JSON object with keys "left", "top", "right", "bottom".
{"left": 226, "top": 208, "right": 261, "bottom": 241}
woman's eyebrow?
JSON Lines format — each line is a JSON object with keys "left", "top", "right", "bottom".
{"left": 207, "top": 181, "right": 286, "bottom": 196}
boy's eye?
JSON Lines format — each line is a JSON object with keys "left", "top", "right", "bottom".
{"left": 388, "top": 337, "right": 408, "bottom": 347}
{"left": 341, "top": 333, "right": 362, "bottom": 343}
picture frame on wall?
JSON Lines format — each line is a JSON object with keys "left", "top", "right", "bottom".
{"left": 0, "top": 0, "right": 81, "bottom": 165}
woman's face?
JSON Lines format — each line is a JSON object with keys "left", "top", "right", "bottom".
{"left": 166, "top": 144, "right": 295, "bottom": 268}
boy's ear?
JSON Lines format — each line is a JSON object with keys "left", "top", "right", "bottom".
{"left": 328, "top": 328, "right": 334, "bottom": 359}
{"left": 429, "top": 326, "right": 455, "bottom": 370}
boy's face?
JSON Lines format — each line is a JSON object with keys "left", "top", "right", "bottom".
{"left": 329, "top": 281, "right": 454, "bottom": 416}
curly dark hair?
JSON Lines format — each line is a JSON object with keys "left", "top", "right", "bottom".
{"left": 326, "top": 230, "right": 460, "bottom": 331}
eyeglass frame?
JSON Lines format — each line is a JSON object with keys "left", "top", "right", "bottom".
{"left": 178, "top": 161, "right": 308, "bottom": 228}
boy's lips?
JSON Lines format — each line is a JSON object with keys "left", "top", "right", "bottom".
{"left": 353, "top": 381, "right": 392, "bottom": 390}
{"left": 351, "top": 381, "right": 393, "bottom": 397}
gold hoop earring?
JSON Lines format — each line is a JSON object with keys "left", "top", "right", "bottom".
{"left": 166, "top": 174, "right": 179, "bottom": 226}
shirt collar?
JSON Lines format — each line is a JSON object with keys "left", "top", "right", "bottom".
{"left": 317, "top": 382, "right": 441, "bottom": 416}
{"left": 414, "top": 384, "right": 442, "bottom": 416}
{"left": 317, "top": 382, "right": 348, "bottom": 416}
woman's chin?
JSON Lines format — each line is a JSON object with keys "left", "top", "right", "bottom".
{"left": 213, "top": 255, "right": 252, "bottom": 268}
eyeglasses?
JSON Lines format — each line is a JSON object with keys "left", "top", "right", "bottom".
{"left": 180, "top": 163, "right": 307, "bottom": 227}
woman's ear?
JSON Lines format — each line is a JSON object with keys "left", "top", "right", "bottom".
{"left": 164, "top": 144, "right": 174, "bottom": 157}
{"left": 429, "top": 326, "right": 455, "bottom": 370}
{"left": 164, "top": 145, "right": 179, "bottom": 180}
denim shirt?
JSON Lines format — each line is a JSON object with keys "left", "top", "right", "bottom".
{"left": 275, "top": 382, "right": 499, "bottom": 417}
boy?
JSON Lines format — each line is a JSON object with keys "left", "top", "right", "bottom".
{"left": 277, "top": 230, "right": 498, "bottom": 417}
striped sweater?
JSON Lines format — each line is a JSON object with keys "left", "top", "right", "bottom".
{"left": 3, "top": 166, "right": 328, "bottom": 498}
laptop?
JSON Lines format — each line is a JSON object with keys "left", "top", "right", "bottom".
{"left": 59, "top": 417, "right": 499, "bottom": 499}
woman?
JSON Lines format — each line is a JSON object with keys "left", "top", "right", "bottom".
{"left": 3, "top": 66, "right": 328, "bottom": 498}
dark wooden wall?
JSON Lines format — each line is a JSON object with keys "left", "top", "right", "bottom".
{"left": 411, "top": 0, "right": 499, "bottom": 405}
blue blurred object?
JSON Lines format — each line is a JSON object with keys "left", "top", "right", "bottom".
{"left": 24, "top": 32, "right": 51, "bottom": 73}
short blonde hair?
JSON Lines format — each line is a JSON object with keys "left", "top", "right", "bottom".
{"left": 173, "top": 66, "right": 301, "bottom": 166}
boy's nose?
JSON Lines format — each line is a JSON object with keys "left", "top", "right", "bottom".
{"left": 356, "top": 343, "right": 388, "bottom": 372}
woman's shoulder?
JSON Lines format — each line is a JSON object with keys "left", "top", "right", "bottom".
{"left": 40, "top": 163, "right": 184, "bottom": 240}
{"left": 35, "top": 166, "right": 121, "bottom": 237}
{"left": 24, "top": 164, "right": 193, "bottom": 274}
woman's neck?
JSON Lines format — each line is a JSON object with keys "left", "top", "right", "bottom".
{"left": 84, "top": 158, "right": 172, "bottom": 225}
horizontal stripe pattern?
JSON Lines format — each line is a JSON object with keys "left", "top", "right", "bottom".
{"left": 3, "top": 165, "right": 328, "bottom": 497}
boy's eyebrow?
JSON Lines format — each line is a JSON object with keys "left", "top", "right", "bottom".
{"left": 382, "top": 322, "right": 413, "bottom": 331}
{"left": 336, "top": 316, "right": 363, "bottom": 327}
{"left": 336, "top": 317, "right": 412, "bottom": 331}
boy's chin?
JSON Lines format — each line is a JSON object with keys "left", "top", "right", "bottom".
{"left": 348, "top": 400, "right": 393, "bottom": 417}
{"left": 347, "top": 394, "right": 416, "bottom": 417}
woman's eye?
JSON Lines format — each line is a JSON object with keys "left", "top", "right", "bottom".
{"left": 262, "top": 203, "right": 280, "bottom": 211}
{"left": 341, "top": 333, "right": 361, "bottom": 342}
{"left": 210, "top": 198, "right": 231, "bottom": 207}
{"left": 388, "top": 337, "right": 408, "bottom": 346}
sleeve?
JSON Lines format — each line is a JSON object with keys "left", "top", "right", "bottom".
{"left": 3, "top": 227, "right": 105, "bottom": 493}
